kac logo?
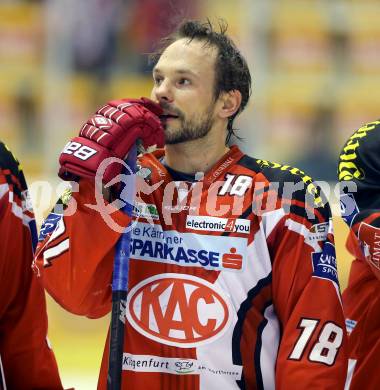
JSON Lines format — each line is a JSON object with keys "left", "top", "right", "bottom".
{"left": 126, "top": 274, "right": 232, "bottom": 348}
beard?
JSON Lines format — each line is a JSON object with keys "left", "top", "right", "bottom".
{"left": 164, "top": 114, "right": 214, "bottom": 144}
{"left": 162, "top": 103, "right": 215, "bottom": 145}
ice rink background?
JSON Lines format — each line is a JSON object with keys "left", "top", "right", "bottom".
{"left": 2, "top": 0, "right": 377, "bottom": 388}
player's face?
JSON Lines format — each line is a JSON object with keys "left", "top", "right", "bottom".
{"left": 151, "top": 38, "right": 220, "bottom": 144}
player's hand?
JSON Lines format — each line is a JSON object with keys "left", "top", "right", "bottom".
{"left": 58, "top": 98, "right": 164, "bottom": 182}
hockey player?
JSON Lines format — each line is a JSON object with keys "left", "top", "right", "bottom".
{"left": 0, "top": 142, "right": 63, "bottom": 389}
{"left": 35, "top": 20, "right": 347, "bottom": 389}
{"left": 338, "top": 119, "right": 380, "bottom": 390}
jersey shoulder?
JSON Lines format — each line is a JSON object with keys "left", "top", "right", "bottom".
{"left": 236, "top": 154, "right": 326, "bottom": 210}
{"left": 0, "top": 141, "right": 27, "bottom": 192}
{"left": 0, "top": 141, "right": 20, "bottom": 172}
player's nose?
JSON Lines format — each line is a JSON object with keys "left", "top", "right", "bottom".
{"left": 153, "top": 79, "right": 174, "bottom": 104}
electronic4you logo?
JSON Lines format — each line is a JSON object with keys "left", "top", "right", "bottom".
{"left": 126, "top": 274, "right": 233, "bottom": 348}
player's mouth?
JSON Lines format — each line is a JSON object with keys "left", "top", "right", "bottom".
{"left": 160, "top": 113, "right": 179, "bottom": 123}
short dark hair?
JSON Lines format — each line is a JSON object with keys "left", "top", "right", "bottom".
{"left": 151, "top": 19, "right": 252, "bottom": 143}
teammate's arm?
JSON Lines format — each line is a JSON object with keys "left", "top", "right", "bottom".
{"left": 0, "top": 143, "right": 63, "bottom": 389}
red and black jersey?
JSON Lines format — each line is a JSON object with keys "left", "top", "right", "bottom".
{"left": 338, "top": 120, "right": 380, "bottom": 389}
{"left": 0, "top": 142, "right": 63, "bottom": 389}
{"left": 36, "top": 145, "right": 347, "bottom": 389}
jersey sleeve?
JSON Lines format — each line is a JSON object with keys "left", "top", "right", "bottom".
{"left": 34, "top": 179, "right": 130, "bottom": 318}
{"left": 267, "top": 179, "right": 347, "bottom": 388}
{"left": 347, "top": 210, "right": 380, "bottom": 281}
{"left": 0, "top": 142, "right": 63, "bottom": 389}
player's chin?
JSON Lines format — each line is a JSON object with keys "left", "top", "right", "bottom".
{"left": 163, "top": 128, "right": 184, "bottom": 144}
{"left": 163, "top": 123, "right": 179, "bottom": 135}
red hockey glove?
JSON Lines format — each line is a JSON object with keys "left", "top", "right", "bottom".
{"left": 58, "top": 98, "right": 164, "bottom": 183}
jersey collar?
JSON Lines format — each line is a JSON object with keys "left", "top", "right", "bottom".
{"left": 145, "top": 145, "right": 244, "bottom": 187}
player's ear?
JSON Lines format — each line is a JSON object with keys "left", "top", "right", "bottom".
{"left": 217, "top": 90, "right": 242, "bottom": 120}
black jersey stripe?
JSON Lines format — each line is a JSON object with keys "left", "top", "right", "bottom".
{"left": 0, "top": 142, "right": 27, "bottom": 199}
{"left": 253, "top": 300, "right": 273, "bottom": 390}
{"left": 237, "top": 154, "right": 329, "bottom": 219}
{"left": 236, "top": 155, "right": 262, "bottom": 173}
{"left": 232, "top": 272, "right": 272, "bottom": 389}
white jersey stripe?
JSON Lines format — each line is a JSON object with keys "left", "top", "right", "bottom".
{"left": 0, "top": 354, "right": 7, "bottom": 390}
{"left": 43, "top": 238, "right": 69, "bottom": 265}
{"left": 344, "top": 359, "right": 357, "bottom": 390}
{"left": 261, "top": 209, "right": 285, "bottom": 239}
{"left": 285, "top": 218, "right": 320, "bottom": 251}
{"left": 0, "top": 184, "right": 8, "bottom": 201}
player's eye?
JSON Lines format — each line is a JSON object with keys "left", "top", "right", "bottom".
{"left": 153, "top": 76, "right": 163, "bottom": 85}
{"left": 178, "top": 78, "right": 190, "bottom": 86}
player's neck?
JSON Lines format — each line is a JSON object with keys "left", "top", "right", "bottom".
{"left": 164, "top": 128, "right": 229, "bottom": 175}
